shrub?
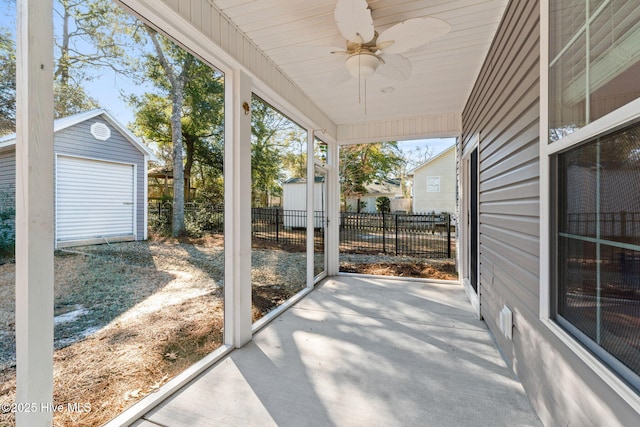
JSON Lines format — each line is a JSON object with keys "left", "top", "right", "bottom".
{"left": 0, "top": 191, "right": 15, "bottom": 257}
{"left": 185, "top": 205, "right": 224, "bottom": 237}
{"left": 376, "top": 196, "right": 390, "bottom": 213}
{"left": 147, "top": 202, "right": 224, "bottom": 238}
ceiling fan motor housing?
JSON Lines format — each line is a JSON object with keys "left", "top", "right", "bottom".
{"left": 345, "top": 52, "right": 381, "bottom": 78}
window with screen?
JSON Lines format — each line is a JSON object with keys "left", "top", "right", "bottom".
{"left": 555, "top": 122, "right": 640, "bottom": 388}
{"left": 550, "top": 0, "right": 640, "bottom": 390}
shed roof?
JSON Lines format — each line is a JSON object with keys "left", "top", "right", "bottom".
{"left": 283, "top": 176, "right": 325, "bottom": 184}
{"left": 0, "top": 109, "right": 159, "bottom": 162}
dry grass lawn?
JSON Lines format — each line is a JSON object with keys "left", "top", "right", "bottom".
{"left": 0, "top": 236, "right": 306, "bottom": 427}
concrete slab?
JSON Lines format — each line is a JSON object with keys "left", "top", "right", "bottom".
{"left": 141, "top": 276, "right": 541, "bottom": 427}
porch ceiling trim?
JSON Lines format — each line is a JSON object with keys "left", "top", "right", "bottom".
{"left": 337, "top": 112, "right": 461, "bottom": 145}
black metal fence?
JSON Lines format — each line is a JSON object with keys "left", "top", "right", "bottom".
{"left": 149, "top": 202, "right": 455, "bottom": 258}
{"left": 566, "top": 211, "right": 640, "bottom": 242}
{"left": 340, "top": 212, "right": 454, "bottom": 258}
{"left": 252, "top": 208, "right": 308, "bottom": 247}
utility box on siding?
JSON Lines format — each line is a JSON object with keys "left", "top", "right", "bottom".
{"left": 282, "top": 177, "right": 325, "bottom": 228}
{"left": 0, "top": 109, "right": 158, "bottom": 248}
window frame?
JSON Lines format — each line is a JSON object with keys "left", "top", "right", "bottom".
{"left": 426, "top": 176, "right": 441, "bottom": 193}
{"left": 540, "top": 0, "right": 640, "bottom": 409}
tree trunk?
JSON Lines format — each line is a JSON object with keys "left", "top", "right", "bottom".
{"left": 184, "top": 136, "right": 195, "bottom": 202}
{"left": 171, "top": 92, "right": 186, "bottom": 236}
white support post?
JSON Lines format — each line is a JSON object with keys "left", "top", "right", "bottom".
{"left": 226, "top": 69, "right": 252, "bottom": 348}
{"left": 327, "top": 142, "right": 340, "bottom": 276}
{"left": 306, "top": 130, "right": 315, "bottom": 287}
{"left": 15, "top": 0, "right": 55, "bottom": 426}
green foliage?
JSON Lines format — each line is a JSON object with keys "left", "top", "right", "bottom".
{"left": 0, "top": 191, "right": 15, "bottom": 257}
{"left": 148, "top": 202, "right": 223, "bottom": 238}
{"left": 0, "top": 30, "right": 15, "bottom": 136}
{"left": 131, "top": 28, "right": 225, "bottom": 236}
{"left": 376, "top": 196, "right": 390, "bottom": 213}
{"left": 148, "top": 205, "right": 172, "bottom": 237}
{"left": 250, "top": 95, "right": 307, "bottom": 208}
{"left": 53, "top": 0, "right": 142, "bottom": 118}
{"left": 184, "top": 206, "right": 224, "bottom": 237}
{"left": 339, "top": 142, "right": 404, "bottom": 211}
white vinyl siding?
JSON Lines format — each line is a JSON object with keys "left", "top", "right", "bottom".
{"left": 56, "top": 156, "right": 135, "bottom": 243}
{"left": 0, "top": 149, "right": 15, "bottom": 238}
{"left": 412, "top": 147, "right": 456, "bottom": 214}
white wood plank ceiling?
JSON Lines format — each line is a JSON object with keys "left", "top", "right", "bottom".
{"left": 214, "top": 0, "right": 509, "bottom": 127}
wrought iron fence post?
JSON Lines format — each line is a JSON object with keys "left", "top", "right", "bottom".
{"left": 382, "top": 211, "right": 386, "bottom": 253}
{"left": 276, "top": 208, "right": 280, "bottom": 242}
{"left": 447, "top": 213, "right": 452, "bottom": 258}
{"left": 395, "top": 213, "right": 399, "bottom": 255}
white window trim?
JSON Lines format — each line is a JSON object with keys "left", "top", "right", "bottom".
{"left": 540, "top": 0, "right": 640, "bottom": 411}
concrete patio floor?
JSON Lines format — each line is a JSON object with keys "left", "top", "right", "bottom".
{"left": 133, "top": 275, "right": 542, "bottom": 427}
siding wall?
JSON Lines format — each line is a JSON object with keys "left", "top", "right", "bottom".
{"left": 461, "top": 0, "right": 640, "bottom": 426}
{"left": 412, "top": 148, "right": 456, "bottom": 214}
{"left": 0, "top": 149, "right": 16, "bottom": 236}
{"left": 0, "top": 149, "right": 15, "bottom": 195}
{"left": 54, "top": 118, "right": 146, "bottom": 239}
{"left": 0, "top": 117, "right": 147, "bottom": 243}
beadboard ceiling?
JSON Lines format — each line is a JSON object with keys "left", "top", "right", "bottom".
{"left": 214, "top": 0, "right": 509, "bottom": 127}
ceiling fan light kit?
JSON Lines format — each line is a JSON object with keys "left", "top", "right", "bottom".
{"left": 345, "top": 52, "right": 380, "bottom": 78}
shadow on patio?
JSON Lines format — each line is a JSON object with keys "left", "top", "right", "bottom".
{"left": 133, "top": 276, "right": 541, "bottom": 427}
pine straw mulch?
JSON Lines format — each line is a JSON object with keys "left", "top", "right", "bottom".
{"left": 340, "top": 253, "right": 458, "bottom": 281}
{"left": 0, "top": 238, "right": 304, "bottom": 427}
{"left": 340, "top": 261, "right": 458, "bottom": 280}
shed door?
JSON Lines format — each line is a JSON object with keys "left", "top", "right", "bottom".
{"left": 56, "top": 156, "right": 135, "bottom": 244}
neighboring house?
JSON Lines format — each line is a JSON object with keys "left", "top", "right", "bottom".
{"left": 282, "top": 176, "right": 325, "bottom": 227}
{"left": 409, "top": 144, "right": 456, "bottom": 214}
{"left": 0, "top": 109, "right": 157, "bottom": 248}
{"left": 345, "top": 178, "right": 402, "bottom": 213}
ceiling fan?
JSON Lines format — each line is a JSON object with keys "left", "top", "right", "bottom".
{"left": 320, "top": 0, "right": 452, "bottom": 84}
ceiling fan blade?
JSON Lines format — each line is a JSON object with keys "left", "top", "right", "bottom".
{"left": 327, "top": 65, "right": 353, "bottom": 87}
{"left": 334, "top": 0, "right": 375, "bottom": 44}
{"left": 378, "top": 17, "right": 451, "bottom": 54}
{"left": 377, "top": 54, "right": 412, "bottom": 80}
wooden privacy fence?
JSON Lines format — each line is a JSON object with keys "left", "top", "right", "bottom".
{"left": 148, "top": 202, "right": 456, "bottom": 258}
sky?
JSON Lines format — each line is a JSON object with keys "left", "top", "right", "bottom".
{"left": 1, "top": 2, "right": 455, "bottom": 160}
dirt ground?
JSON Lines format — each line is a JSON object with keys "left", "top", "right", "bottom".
{"left": 0, "top": 238, "right": 456, "bottom": 427}
{"left": 340, "top": 260, "right": 457, "bottom": 280}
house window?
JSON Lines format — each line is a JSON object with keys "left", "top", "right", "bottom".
{"left": 549, "top": 0, "right": 640, "bottom": 142}
{"left": 427, "top": 176, "right": 440, "bottom": 192}
{"left": 549, "top": 0, "right": 640, "bottom": 390}
{"left": 554, "top": 121, "right": 640, "bottom": 387}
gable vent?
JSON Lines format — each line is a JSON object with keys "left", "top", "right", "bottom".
{"left": 90, "top": 122, "right": 111, "bottom": 141}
